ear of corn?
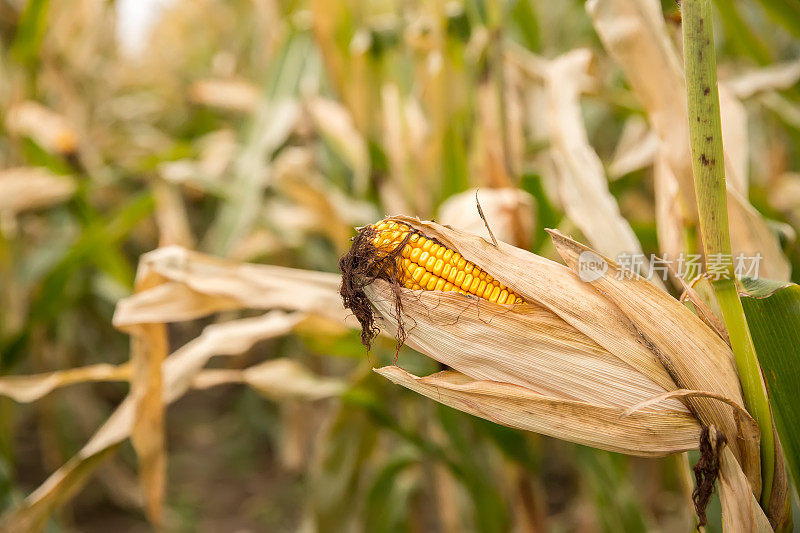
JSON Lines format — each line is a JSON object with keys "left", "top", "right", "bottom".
{"left": 371, "top": 219, "right": 524, "bottom": 304}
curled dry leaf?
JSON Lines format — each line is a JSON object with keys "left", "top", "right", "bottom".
{"left": 0, "top": 168, "right": 76, "bottom": 213}
{"left": 0, "top": 363, "right": 130, "bottom": 403}
{"left": 437, "top": 188, "right": 535, "bottom": 249}
{"left": 5, "top": 101, "right": 78, "bottom": 154}
{"left": 113, "top": 246, "right": 351, "bottom": 328}
{"left": 341, "top": 216, "right": 756, "bottom": 474}
{"left": 538, "top": 49, "right": 649, "bottom": 267}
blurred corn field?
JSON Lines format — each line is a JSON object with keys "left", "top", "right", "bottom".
{"left": 1, "top": 0, "right": 800, "bottom": 531}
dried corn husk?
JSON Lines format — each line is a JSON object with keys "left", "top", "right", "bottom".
{"left": 351, "top": 216, "right": 766, "bottom": 525}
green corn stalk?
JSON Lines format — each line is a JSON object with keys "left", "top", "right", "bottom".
{"left": 681, "top": 0, "right": 775, "bottom": 507}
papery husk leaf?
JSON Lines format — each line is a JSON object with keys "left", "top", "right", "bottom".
{"left": 375, "top": 366, "right": 701, "bottom": 457}
{"left": 547, "top": 229, "right": 761, "bottom": 496}
{"left": 366, "top": 281, "right": 685, "bottom": 412}
{"left": 719, "top": 447, "right": 773, "bottom": 532}
{"left": 621, "top": 390, "right": 758, "bottom": 446}
{"left": 388, "top": 216, "right": 679, "bottom": 395}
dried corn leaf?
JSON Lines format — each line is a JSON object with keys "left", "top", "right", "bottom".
{"left": 608, "top": 116, "right": 659, "bottom": 179}
{"left": 192, "top": 358, "right": 345, "bottom": 400}
{"left": 3, "top": 311, "right": 304, "bottom": 529}
{"left": 727, "top": 189, "right": 790, "bottom": 280}
{"left": 152, "top": 180, "right": 195, "bottom": 248}
{"left": 113, "top": 246, "right": 349, "bottom": 327}
{"left": 719, "top": 85, "right": 748, "bottom": 193}
{"left": 542, "top": 49, "right": 646, "bottom": 263}
{"left": 726, "top": 59, "right": 800, "bottom": 99}
{"left": 719, "top": 444, "right": 772, "bottom": 532}
{"left": 587, "top": 0, "right": 790, "bottom": 280}
{"left": 375, "top": 366, "right": 701, "bottom": 457}
{"left": 0, "top": 363, "right": 129, "bottom": 403}
{"left": 0, "top": 168, "right": 76, "bottom": 213}
{"left": 126, "top": 264, "right": 168, "bottom": 525}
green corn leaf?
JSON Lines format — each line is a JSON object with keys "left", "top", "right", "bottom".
{"left": 740, "top": 277, "right": 800, "bottom": 496}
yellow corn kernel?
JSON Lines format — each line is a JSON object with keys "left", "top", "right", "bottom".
{"left": 370, "top": 220, "right": 524, "bottom": 304}
{"left": 419, "top": 272, "right": 432, "bottom": 288}
{"left": 476, "top": 280, "right": 487, "bottom": 298}
{"left": 426, "top": 276, "right": 438, "bottom": 290}
{"left": 412, "top": 265, "right": 425, "bottom": 282}
{"left": 488, "top": 286, "right": 501, "bottom": 303}
{"left": 425, "top": 255, "right": 437, "bottom": 270}
{"left": 468, "top": 276, "right": 481, "bottom": 293}
{"left": 441, "top": 263, "right": 452, "bottom": 279}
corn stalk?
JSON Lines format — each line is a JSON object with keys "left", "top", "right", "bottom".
{"left": 680, "top": 0, "right": 775, "bottom": 507}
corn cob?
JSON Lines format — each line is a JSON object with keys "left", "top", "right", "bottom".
{"left": 371, "top": 220, "right": 524, "bottom": 304}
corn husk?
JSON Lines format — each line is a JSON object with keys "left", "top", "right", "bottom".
{"left": 363, "top": 216, "right": 758, "bottom": 496}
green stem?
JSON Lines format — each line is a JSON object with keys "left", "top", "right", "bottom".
{"left": 681, "top": 0, "right": 775, "bottom": 507}
{"left": 714, "top": 279, "right": 774, "bottom": 505}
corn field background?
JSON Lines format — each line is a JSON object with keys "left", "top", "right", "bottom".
{"left": 1, "top": 0, "right": 800, "bottom": 531}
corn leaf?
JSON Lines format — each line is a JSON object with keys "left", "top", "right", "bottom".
{"left": 740, "top": 278, "right": 800, "bottom": 496}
